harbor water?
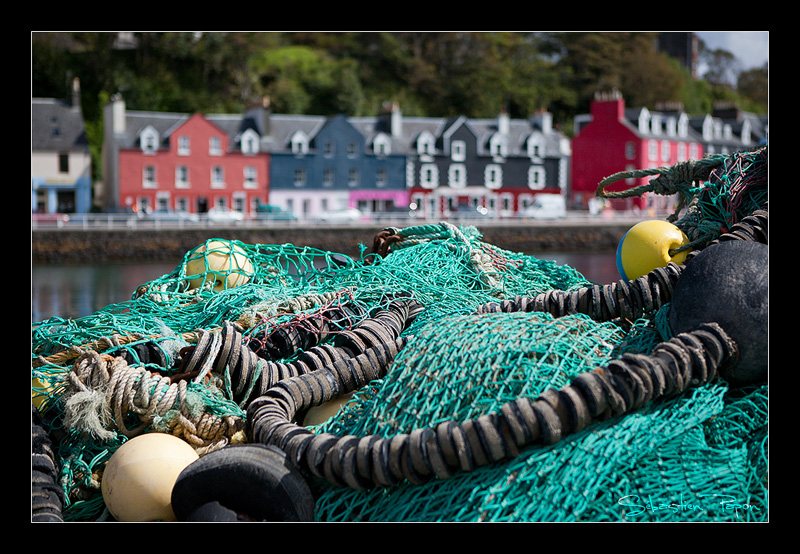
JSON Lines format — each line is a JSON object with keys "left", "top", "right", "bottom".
{"left": 31, "top": 251, "right": 620, "bottom": 323}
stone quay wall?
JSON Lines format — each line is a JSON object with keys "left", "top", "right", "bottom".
{"left": 31, "top": 221, "right": 632, "bottom": 264}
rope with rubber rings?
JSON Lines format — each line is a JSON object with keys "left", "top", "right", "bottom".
{"left": 246, "top": 322, "right": 738, "bottom": 489}
{"left": 474, "top": 208, "right": 767, "bottom": 322}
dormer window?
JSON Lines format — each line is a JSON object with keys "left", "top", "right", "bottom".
{"left": 638, "top": 108, "right": 651, "bottom": 134}
{"left": 527, "top": 134, "right": 545, "bottom": 159}
{"left": 290, "top": 131, "right": 309, "bottom": 156}
{"left": 678, "top": 114, "right": 689, "bottom": 137}
{"left": 417, "top": 131, "right": 435, "bottom": 158}
{"left": 374, "top": 134, "right": 391, "bottom": 156}
{"left": 489, "top": 134, "right": 507, "bottom": 159}
{"left": 240, "top": 129, "right": 259, "bottom": 154}
{"left": 140, "top": 126, "right": 159, "bottom": 154}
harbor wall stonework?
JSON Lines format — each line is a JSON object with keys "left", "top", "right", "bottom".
{"left": 31, "top": 222, "right": 630, "bottom": 264}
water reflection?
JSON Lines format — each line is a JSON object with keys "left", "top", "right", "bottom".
{"left": 32, "top": 262, "right": 177, "bottom": 323}
{"left": 31, "top": 251, "right": 619, "bottom": 323}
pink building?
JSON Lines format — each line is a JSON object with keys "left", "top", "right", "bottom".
{"left": 571, "top": 90, "right": 703, "bottom": 212}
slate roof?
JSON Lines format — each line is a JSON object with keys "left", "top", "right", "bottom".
{"left": 31, "top": 98, "right": 88, "bottom": 152}
{"left": 108, "top": 105, "right": 570, "bottom": 159}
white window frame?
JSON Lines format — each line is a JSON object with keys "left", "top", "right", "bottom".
{"left": 209, "top": 136, "right": 222, "bottom": 156}
{"left": 178, "top": 136, "right": 190, "bottom": 156}
{"left": 417, "top": 132, "right": 435, "bottom": 158}
{"left": 243, "top": 166, "right": 257, "bottom": 189}
{"left": 451, "top": 140, "right": 466, "bottom": 162}
{"left": 420, "top": 163, "right": 438, "bottom": 189}
{"left": 448, "top": 163, "right": 467, "bottom": 189}
{"left": 527, "top": 166, "right": 545, "bottom": 190}
{"left": 376, "top": 167, "right": 387, "bottom": 187}
{"left": 489, "top": 134, "right": 507, "bottom": 159}
{"left": 140, "top": 126, "right": 159, "bottom": 154}
{"left": 348, "top": 167, "right": 360, "bottom": 187}
{"left": 291, "top": 131, "right": 309, "bottom": 156}
{"left": 240, "top": 129, "right": 259, "bottom": 154}
{"left": 143, "top": 166, "right": 157, "bottom": 189}
{"left": 211, "top": 166, "right": 225, "bottom": 189}
{"left": 485, "top": 164, "right": 503, "bottom": 189}
{"left": 176, "top": 166, "right": 190, "bottom": 189}
{"left": 527, "top": 135, "right": 545, "bottom": 160}
{"left": 293, "top": 167, "right": 306, "bottom": 187}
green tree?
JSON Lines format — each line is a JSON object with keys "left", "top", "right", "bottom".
{"left": 737, "top": 63, "right": 768, "bottom": 110}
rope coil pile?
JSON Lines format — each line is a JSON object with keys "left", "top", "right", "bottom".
{"left": 31, "top": 147, "right": 768, "bottom": 522}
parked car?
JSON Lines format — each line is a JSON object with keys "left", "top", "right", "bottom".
{"left": 205, "top": 207, "right": 244, "bottom": 224}
{"left": 146, "top": 209, "right": 200, "bottom": 223}
{"left": 318, "top": 208, "right": 363, "bottom": 223}
{"left": 32, "top": 212, "right": 70, "bottom": 226}
{"left": 521, "top": 194, "right": 566, "bottom": 219}
{"left": 256, "top": 205, "right": 297, "bottom": 221}
{"left": 451, "top": 203, "right": 490, "bottom": 219}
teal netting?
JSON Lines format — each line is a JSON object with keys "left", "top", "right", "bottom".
{"left": 32, "top": 148, "right": 768, "bottom": 522}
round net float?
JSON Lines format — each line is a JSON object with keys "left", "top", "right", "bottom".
{"left": 100, "top": 433, "right": 199, "bottom": 522}
{"left": 669, "top": 240, "right": 768, "bottom": 386}
{"left": 184, "top": 239, "right": 254, "bottom": 292}
{"left": 616, "top": 220, "right": 691, "bottom": 281}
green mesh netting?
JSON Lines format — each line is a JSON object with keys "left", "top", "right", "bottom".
{"left": 32, "top": 148, "right": 768, "bottom": 522}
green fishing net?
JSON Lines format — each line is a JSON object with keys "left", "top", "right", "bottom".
{"left": 31, "top": 148, "right": 768, "bottom": 522}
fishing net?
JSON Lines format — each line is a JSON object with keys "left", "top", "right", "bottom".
{"left": 31, "top": 147, "right": 768, "bottom": 522}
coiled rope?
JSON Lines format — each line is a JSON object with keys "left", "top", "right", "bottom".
{"left": 596, "top": 154, "right": 729, "bottom": 201}
{"left": 63, "top": 350, "right": 245, "bottom": 454}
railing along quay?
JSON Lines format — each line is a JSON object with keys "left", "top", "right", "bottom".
{"left": 31, "top": 211, "right": 660, "bottom": 232}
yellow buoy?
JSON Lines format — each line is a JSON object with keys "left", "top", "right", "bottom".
{"left": 184, "top": 240, "right": 254, "bottom": 292}
{"left": 101, "top": 433, "right": 199, "bottom": 522}
{"left": 616, "top": 220, "right": 691, "bottom": 281}
{"left": 32, "top": 377, "right": 56, "bottom": 410}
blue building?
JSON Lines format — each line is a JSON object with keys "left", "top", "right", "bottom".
{"left": 31, "top": 78, "right": 93, "bottom": 214}
{"left": 260, "top": 104, "right": 407, "bottom": 220}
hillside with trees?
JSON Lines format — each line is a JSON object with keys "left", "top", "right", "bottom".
{"left": 31, "top": 31, "right": 768, "bottom": 183}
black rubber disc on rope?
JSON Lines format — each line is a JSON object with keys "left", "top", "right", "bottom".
{"left": 171, "top": 443, "right": 315, "bottom": 522}
{"left": 668, "top": 241, "right": 768, "bottom": 386}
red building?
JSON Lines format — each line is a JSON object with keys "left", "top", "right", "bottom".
{"left": 571, "top": 90, "right": 704, "bottom": 212}
{"left": 109, "top": 103, "right": 270, "bottom": 215}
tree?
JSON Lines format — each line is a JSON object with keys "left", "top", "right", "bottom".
{"left": 737, "top": 63, "right": 768, "bottom": 110}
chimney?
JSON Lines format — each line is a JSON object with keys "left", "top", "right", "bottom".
{"left": 111, "top": 93, "right": 126, "bottom": 135}
{"left": 261, "top": 96, "right": 272, "bottom": 136}
{"left": 498, "top": 108, "right": 510, "bottom": 135}
{"left": 390, "top": 102, "right": 402, "bottom": 137}
{"left": 71, "top": 77, "right": 81, "bottom": 110}
{"left": 591, "top": 88, "right": 625, "bottom": 122}
{"left": 531, "top": 108, "right": 552, "bottom": 133}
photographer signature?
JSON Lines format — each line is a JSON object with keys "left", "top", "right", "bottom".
{"left": 618, "top": 493, "right": 760, "bottom": 520}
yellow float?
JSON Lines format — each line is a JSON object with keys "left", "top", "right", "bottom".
{"left": 616, "top": 220, "right": 691, "bottom": 280}
{"left": 101, "top": 433, "right": 199, "bottom": 522}
{"left": 184, "top": 240, "right": 254, "bottom": 292}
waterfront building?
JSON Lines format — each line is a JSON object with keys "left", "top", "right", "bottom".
{"left": 101, "top": 95, "right": 269, "bottom": 216}
{"left": 31, "top": 78, "right": 93, "bottom": 214}
{"left": 571, "top": 90, "right": 766, "bottom": 213}
{"left": 370, "top": 104, "right": 571, "bottom": 219}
